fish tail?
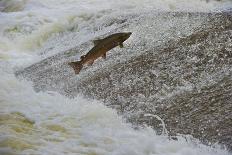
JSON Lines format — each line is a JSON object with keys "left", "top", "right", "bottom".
{"left": 68, "top": 61, "right": 83, "bottom": 74}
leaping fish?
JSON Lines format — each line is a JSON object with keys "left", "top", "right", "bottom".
{"left": 68, "top": 32, "right": 132, "bottom": 74}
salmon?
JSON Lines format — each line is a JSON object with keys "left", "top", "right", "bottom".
{"left": 68, "top": 32, "right": 132, "bottom": 74}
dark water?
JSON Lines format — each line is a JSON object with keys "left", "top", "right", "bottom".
{"left": 16, "top": 11, "right": 232, "bottom": 151}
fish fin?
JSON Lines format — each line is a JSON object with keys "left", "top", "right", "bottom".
{"left": 102, "top": 53, "right": 106, "bottom": 59}
{"left": 119, "top": 43, "right": 123, "bottom": 48}
{"left": 87, "top": 60, "right": 94, "bottom": 66}
{"left": 68, "top": 61, "right": 83, "bottom": 74}
{"left": 93, "top": 39, "right": 102, "bottom": 46}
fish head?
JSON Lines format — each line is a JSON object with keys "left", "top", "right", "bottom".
{"left": 80, "top": 55, "right": 86, "bottom": 61}
{"left": 120, "top": 32, "right": 132, "bottom": 42}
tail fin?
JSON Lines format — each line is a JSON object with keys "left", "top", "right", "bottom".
{"left": 68, "top": 61, "right": 83, "bottom": 74}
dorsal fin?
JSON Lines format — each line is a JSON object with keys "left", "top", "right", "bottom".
{"left": 93, "top": 39, "right": 102, "bottom": 46}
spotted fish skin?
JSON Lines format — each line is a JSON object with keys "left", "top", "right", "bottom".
{"left": 68, "top": 32, "right": 132, "bottom": 74}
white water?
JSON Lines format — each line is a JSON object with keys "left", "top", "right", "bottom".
{"left": 0, "top": 0, "right": 231, "bottom": 155}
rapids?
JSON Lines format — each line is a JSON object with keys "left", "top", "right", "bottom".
{"left": 0, "top": 0, "right": 231, "bottom": 155}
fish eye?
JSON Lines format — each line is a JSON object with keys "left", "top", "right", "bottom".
{"left": 81, "top": 55, "right": 85, "bottom": 59}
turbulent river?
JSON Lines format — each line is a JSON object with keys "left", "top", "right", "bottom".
{"left": 0, "top": 0, "right": 232, "bottom": 155}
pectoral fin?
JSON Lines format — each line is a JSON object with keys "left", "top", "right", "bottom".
{"left": 119, "top": 43, "right": 123, "bottom": 48}
{"left": 102, "top": 53, "right": 106, "bottom": 59}
{"left": 87, "top": 60, "right": 94, "bottom": 66}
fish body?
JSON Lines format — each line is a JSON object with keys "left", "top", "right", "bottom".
{"left": 68, "top": 32, "right": 132, "bottom": 74}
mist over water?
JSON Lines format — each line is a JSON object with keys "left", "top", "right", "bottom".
{"left": 0, "top": 0, "right": 231, "bottom": 155}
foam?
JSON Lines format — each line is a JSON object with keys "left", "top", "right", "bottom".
{"left": 0, "top": 0, "right": 231, "bottom": 154}
{"left": 0, "top": 0, "right": 230, "bottom": 53}
{"left": 0, "top": 67, "right": 229, "bottom": 155}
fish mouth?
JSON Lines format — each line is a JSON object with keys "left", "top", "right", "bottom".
{"left": 127, "top": 32, "right": 132, "bottom": 36}
{"left": 123, "top": 32, "right": 132, "bottom": 40}
{"left": 125, "top": 32, "right": 132, "bottom": 37}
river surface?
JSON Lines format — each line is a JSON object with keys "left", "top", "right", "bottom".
{"left": 0, "top": 0, "right": 231, "bottom": 155}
